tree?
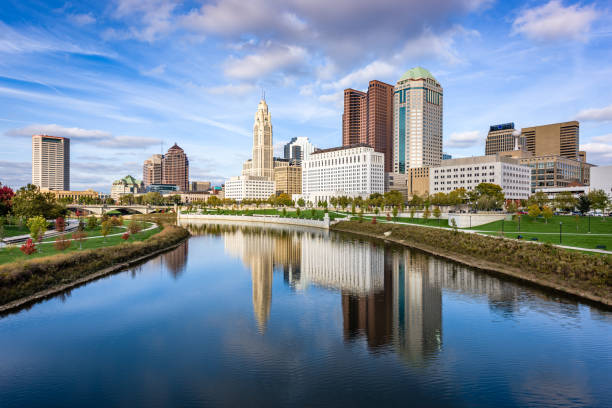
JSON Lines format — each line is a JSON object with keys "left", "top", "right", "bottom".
{"left": 20, "top": 238, "right": 36, "bottom": 255}
{"left": 329, "top": 196, "right": 338, "bottom": 209}
{"left": 55, "top": 216, "right": 65, "bottom": 232}
{"left": 577, "top": 194, "right": 591, "bottom": 215}
{"left": 392, "top": 206, "right": 398, "bottom": 220}
{"left": 506, "top": 201, "right": 518, "bottom": 214}
{"left": 208, "top": 195, "right": 222, "bottom": 208}
{"left": 87, "top": 215, "right": 98, "bottom": 230}
{"left": 384, "top": 190, "right": 404, "bottom": 208}
{"left": 472, "top": 183, "right": 505, "bottom": 210}
{"left": 448, "top": 188, "right": 467, "bottom": 209}
{"left": 433, "top": 206, "right": 441, "bottom": 223}
{"left": 588, "top": 189, "right": 609, "bottom": 218}
{"left": 11, "top": 184, "right": 66, "bottom": 219}
{"left": 554, "top": 191, "right": 577, "bottom": 212}
{"left": 27, "top": 216, "right": 47, "bottom": 249}
{"left": 276, "top": 193, "right": 293, "bottom": 207}
{"left": 541, "top": 206, "right": 553, "bottom": 224}
{"left": 423, "top": 207, "right": 431, "bottom": 222}
{"left": 528, "top": 192, "right": 549, "bottom": 208}
{"left": 128, "top": 219, "right": 142, "bottom": 235}
{"left": 297, "top": 198, "right": 306, "bottom": 208}
{"left": 54, "top": 234, "right": 72, "bottom": 251}
{"left": 527, "top": 204, "right": 541, "bottom": 219}
{"left": 72, "top": 231, "right": 87, "bottom": 250}
{"left": 410, "top": 207, "right": 415, "bottom": 220}
{"left": 0, "top": 185, "right": 15, "bottom": 216}
{"left": 100, "top": 221, "right": 112, "bottom": 242}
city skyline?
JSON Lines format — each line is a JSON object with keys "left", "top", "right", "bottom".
{"left": 1, "top": 0, "right": 612, "bottom": 192}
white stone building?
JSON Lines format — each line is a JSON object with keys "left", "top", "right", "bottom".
{"left": 430, "top": 154, "right": 531, "bottom": 200}
{"left": 299, "top": 144, "right": 385, "bottom": 204}
{"left": 393, "top": 67, "right": 443, "bottom": 172}
{"left": 590, "top": 165, "right": 612, "bottom": 199}
{"left": 224, "top": 176, "right": 275, "bottom": 201}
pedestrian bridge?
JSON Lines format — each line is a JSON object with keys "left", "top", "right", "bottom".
{"left": 67, "top": 204, "right": 170, "bottom": 215}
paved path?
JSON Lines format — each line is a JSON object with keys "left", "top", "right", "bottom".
{"left": 1, "top": 220, "right": 79, "bottom": 247}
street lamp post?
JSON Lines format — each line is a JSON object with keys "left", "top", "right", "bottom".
{"left": 560, "top": 222, "right": 563, "bottom": 244}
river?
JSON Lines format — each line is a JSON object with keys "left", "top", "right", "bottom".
{"left": 0, "top": 221, "right": 610, "bottom": 407}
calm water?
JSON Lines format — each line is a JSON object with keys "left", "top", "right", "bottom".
{"left": 0, "top": 221, "right": 611, "bottom": 407}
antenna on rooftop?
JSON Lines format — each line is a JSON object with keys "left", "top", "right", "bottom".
{"left": 262, "top": 88, "right": 266, "bottom": 101}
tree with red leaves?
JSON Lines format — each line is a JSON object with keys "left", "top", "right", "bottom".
{"left": 55, "top": 216, "right": 65, "bottom": 232}
{"left": 0, "top": 185, "right": 15, "bottom": 216}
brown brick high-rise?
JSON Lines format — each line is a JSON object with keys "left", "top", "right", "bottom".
{"left": 342, "top": 80, "right": 394, "bottom": 172}
{"left": 162, "top": 143, "right": 189, "bottom": 191}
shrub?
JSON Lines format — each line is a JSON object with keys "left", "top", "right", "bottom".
{"left": 20, "top": 239, "right": 36, "bottom": 255}
{"left": 372, "top": 216, "right": 377, "bottom": 224}
{"left": 54, "top": 234, "right": 72, "bottom": 251}
{"left": 110, "top": 216, "right": 122, "bottom": 227}
{"left": 122, "top": 232, "right": 130, "bottom": 241}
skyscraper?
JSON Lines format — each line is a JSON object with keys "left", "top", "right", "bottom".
{"left": 252, "top": 98, "right": 274, "bottom": 180}
{"left": 521, "top": 121, "right": 579, "bottom": 160}
{"left": 485, "top": 123, "right": 524, "bottom": 155}
{"left": 143, "top": 154, "right": 163, "bottom": 187}
{"left": 162, "top": 143, "right": 189, "bottom": 191}
{"left": 283, "top": 136, "right": 316, "bottom": 162}
{"left": 32, "top": 134, "right": 70, "bottom": 190}
{"left": 342, "top": 81, "right": 394, "bottom": 172}
{"left": 393, "top": 67, "right": 443, "bottom": 172}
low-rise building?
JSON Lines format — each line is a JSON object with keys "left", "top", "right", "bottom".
{"left": 407, "top": 167, "right": 430, "bottom": 198}
{"left": 590, "top": 165, "right": 612, "bottom": 198}
{"left": 111, "top": 175, "right": 144, "bottom": 201}
{"left": 224, "top": 176, "right": 275, "bottom": 201}
{"left": 190, "top": 181, "right": 211, "bottom": 192}
{"left": 145, "top": 184, "right": 180, "bottom": 195}
{"left": 518, "top": 154, "right": 592, "bottom": 192}
{"left": 180, "top": 191, "right": 212, "bottom": 203}
{"left": 41, "top": 188, "right": 98, "bottom": 202}
{"left": 300, "top": 144, "right": 384, "bottom": 204}
{"left": 534, "top": 185, "right": 590, "bottom": 200}
{"left": 274, "top": 162, "right": 302, "bottom": 196}
{"left": 384, "top": 172, "right": 408, "bottom": 201}
{"left": 430, "top": 154, "right": 531, "bottom": 200}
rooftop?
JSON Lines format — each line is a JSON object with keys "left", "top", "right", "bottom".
{"left": 399, "top": 67, "right": 437, "bottom": 83}
{"left": 311, "top": 143, "right": 373, "bottom": 155}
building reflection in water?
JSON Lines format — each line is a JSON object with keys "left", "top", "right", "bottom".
{"left": 144, "top": 240, "right": 189, "bottom": 280}
{"left": 182, "top": 221, "right": 532, "bottom": 362}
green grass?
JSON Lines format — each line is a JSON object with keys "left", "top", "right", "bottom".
{"left": 41, "top": 224, "right": 131, "bottom": 242}
{"left": 0, "top": 225, "right": 161, "bottom": 264}
{"left": 1, "top": 225, "right": 31, "bottom": 237}
{"left": 469, "top": 215, "right": 612, "bottom": 250}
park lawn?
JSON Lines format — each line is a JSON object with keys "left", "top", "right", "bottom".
{"left": 1, "top": 224, "right": 31, "bottom": 237}
{"left": 0, "top": 225, "right": 162, "bottom": 264}
{"left": 469, "top": 215, "right": 612, "bottom": 234}
{"left": 479, "top": 230, "right": 612, "bottom": 251}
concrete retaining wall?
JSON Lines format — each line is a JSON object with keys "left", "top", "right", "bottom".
{"left": 447, "top": 213, "right": 506, "bottom": 228}
{"left": 177, "top": 213, "right": 332, "bottom": 229}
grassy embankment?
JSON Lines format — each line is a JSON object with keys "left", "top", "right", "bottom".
{"left": 332, "top": 220, "right": 612, "bottom": 306}
{"left": 0, "top": 223, "right": 189, "bottom": 307}
{"left": 0, "top": 222, "right": 158, "bottom": 264}
{"left": 469, "top": 215, "right": 612, "bottom": 250}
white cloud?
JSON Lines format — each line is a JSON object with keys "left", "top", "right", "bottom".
{"left": 325, "top": 60, "right": 396, "bottom": 91}
{"left": 113, "top": 0, "right": 179, "bottom": 42}
{"left": 512, "top": 1, "right": 597, "bottom": 42}
{"left": 580, "top": 142, "right": 612, "bottom": 165}
{"left": 576, "top": 104, "right": 612, "bottom": 122}
{"left": 224, "top": 44, "right": 308, "bottom": 80}
{"left": 4, "top": 124, "right": 159, "bottom": 149}
{"left": 70, "top": 13, "right": 96, "bottom": 26}
{"left": 446, "top": 130, "right": 483, "bottom": 148}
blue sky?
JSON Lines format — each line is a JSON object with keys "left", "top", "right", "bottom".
{"left": 0, "top": 0, "right": 611, "bottom": 192}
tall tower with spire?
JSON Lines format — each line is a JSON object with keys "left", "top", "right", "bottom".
{"left": 252, "top": 98, "right": 274, "bottom": 180}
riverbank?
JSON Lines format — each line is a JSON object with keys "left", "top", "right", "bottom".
{"left": 178, "top": 212, "right": 335, "bottom": 229}
{"left": 0, "top": 225, "right": 190, "bottom": 311}
{"left": 332, "top": 221, "right": 612, "bottom": 308}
